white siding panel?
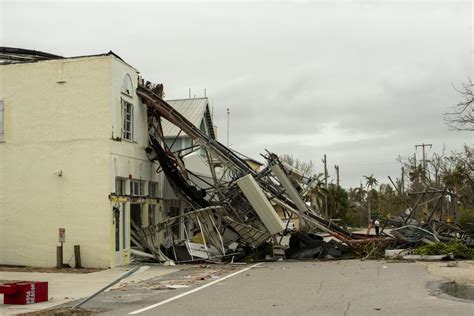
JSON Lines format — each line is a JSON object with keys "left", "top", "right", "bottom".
{"left": 236, "top": 174, "right": 285, "bottom": 235}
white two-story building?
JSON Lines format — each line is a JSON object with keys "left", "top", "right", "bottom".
{"left": 0, "top": 48, "right": 163, "bottom": 268}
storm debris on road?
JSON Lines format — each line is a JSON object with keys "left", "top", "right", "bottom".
{"left": 128, "top": 81, "right": 472, "bottom": 265}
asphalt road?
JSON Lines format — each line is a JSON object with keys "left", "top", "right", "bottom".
{"left": 74, "top": 260, "right": 472, "bottom": 315}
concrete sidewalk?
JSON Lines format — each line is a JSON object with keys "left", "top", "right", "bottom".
{"left": 0, "top": 265, "right": 179, "bottom": 315}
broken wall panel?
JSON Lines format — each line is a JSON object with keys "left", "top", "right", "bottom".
{"left": 270, "top": 164, "right": 309, "bottom": 214}
{"left": 236, "top": 174, "right": 285, "bottom": 235}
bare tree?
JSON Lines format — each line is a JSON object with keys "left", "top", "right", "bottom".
{"left": 279, "top": 153, "right": 314, "bottom": 178}
{"left": 445, "top": 78, "right": 474, "bottom": 131}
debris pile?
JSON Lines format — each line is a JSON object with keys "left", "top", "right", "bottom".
{"left": 379, "top": 179, "right": 473, "bottom": 253}
{"left": 285, "top": 233, "right": 350, "bottom": 259}
{"left": 132, "top": 81, "right": 472, "bottom": 264}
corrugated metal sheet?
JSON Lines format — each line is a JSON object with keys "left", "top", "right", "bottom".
{"left": 162, "top": 98, "right": 209, "bottom": 137}
{"left": 224, "top": 216, "right": 271, "bottom": 247}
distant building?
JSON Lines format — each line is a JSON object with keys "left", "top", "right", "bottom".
{"left": 0, "top": 47, "right": 162, "bottom": 268}
{"left": 163, "top": 98, "right": 216, "bottom": 153}
{"left": 231, "top": 150, "right": 264, "bottom": 172}
{"left": 160, "top": 98, "right": 219, "bottom": 242}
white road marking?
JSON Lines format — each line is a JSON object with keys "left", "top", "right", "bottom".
{"left": 128, "top": 263, "right": 262, "bottom": 314}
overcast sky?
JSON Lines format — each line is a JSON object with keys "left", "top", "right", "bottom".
{"left": 2, "top": 0, "right": 472, "bottom": 187}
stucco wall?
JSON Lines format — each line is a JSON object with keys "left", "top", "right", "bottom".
{"left": 0, "top": 57, "right": 112, "bottom": 268}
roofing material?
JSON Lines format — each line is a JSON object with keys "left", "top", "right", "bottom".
{"left": 0, "top": 47, "right": 134, "bottom": 69}
{"left": 162, "top": 98, "right": 215, "bottom": 139}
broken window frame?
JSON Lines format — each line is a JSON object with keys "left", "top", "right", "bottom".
{"left": 121, "top": 99, "right": 133, "bottom": 141}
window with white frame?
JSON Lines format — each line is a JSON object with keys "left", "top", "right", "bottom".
{"left": 130, "top": 179, "right": 145, "bottom": 196}
{"left": 115, "top": 177, "right": 126, "bottom": 195}
{"left": 0, "top": 101, "right": 4, "bottom": 142}
{"left": 121, "top": 99, "right": 133, "bottom": 141}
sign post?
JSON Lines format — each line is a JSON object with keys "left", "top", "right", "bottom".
{"left": 57, "top": 228, "right": 65, "bottom": 269}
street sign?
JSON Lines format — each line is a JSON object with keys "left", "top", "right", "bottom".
{"left": 59, "top": 228, "right": 66, "bottom": 243}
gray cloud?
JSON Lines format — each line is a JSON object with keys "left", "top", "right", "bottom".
{"left": 2, "top": 0, "right": 472, "bottom": 187}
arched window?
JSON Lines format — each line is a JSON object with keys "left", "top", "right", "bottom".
{"left": 122, "top": 73, "right": 133, "bottom": 95}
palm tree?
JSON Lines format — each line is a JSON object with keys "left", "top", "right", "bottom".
{"left": 353, "top": 184, "right": 367, "bottom": 203}
{"left": 304, "top": 173, "right": 327, "bottom": 213}
{"left": 363, "top": 174, "right": 378, "bottom": 224}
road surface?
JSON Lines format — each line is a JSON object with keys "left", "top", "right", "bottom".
{"left": 66, "top": 260, "right": 472, "bottom": 315}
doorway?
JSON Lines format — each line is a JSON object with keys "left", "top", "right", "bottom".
{"left": 114, "top": 203, "right": 128, "bottom": 266}
{"left": 130, "top": 203, "right": 143, "bottom": 249}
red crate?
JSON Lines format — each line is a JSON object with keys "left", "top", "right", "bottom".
{"left": 0, "top": 281, "right": 48, "bottom": 305}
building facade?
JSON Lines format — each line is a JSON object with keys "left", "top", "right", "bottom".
{"left": 0, "top": 49, "right": 162, "bottom": 268}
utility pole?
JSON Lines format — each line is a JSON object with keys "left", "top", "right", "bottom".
{"left": 226, "top": 108, "right": 230, "bottom": 147}
{"left": 415, "top": 143, "right": 432, "bottom": 223}
{"left": 322, "top": 154, "right": 328, "bottom": 218}
{"left": 401, "top": 166, "right": 405, "bottom": 195}
{"left": 334, "top": 165, "right": 340, "bottom": 187}
{"left": 415, "top": 143, "right": 432, "bottom": 170}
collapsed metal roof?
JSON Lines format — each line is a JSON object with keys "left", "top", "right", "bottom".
{"left": 0, "top": 47, "right": 63, "bottom": 64}
{"left": 0, "top": 47, "right": 134, "bottom": 69}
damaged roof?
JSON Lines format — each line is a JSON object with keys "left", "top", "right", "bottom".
{"left": 0, "top": 47, "right": 63, "bottom": 64}
{"left": 163, "top": 98, "right": 216, "bottom": 139}
{"left": 0, "top": 47, "right": 135, "bottom": 70}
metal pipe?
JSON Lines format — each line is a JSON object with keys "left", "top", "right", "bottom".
{"left": 73, "top": 266, "right": 145, "bottom": 309}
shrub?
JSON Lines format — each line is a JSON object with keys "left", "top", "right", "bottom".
{"left": 458, "top": 208, "right": 474, "bottom": 233}
{"left": 415, "top": 240, "right": 474, "bottom": 259}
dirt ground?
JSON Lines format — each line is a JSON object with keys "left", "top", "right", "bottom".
{"left": 420, "top": 260, "right": 474, "bottom": 284}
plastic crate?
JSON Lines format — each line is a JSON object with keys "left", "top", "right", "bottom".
{"left": 0, "top": 281, "right": 48, "bottom": 304}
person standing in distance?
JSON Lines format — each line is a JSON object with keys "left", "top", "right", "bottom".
{"left": 374, "top": 218, "right": 380, "bottom": 236}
